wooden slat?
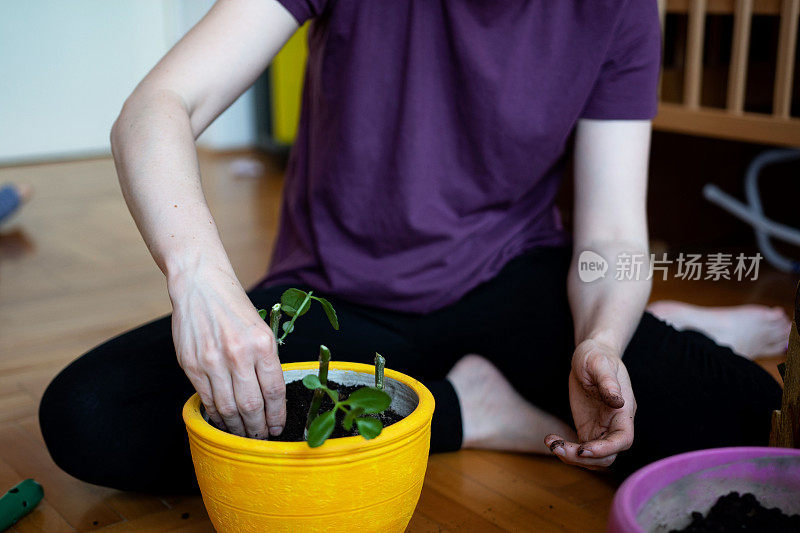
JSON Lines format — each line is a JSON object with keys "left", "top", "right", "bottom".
{"left": 774, "top": 0, "right": 800, "bottom": 118}
{"left": 423, "top": 458, "right": 567, "bottom": 531}
{"left": 407, "top": 511, "right": 451, "bottom": 533}
{"left": 479, "top": 452, "right": 617, "bottom": 510}
{"left": 0, "top": 391, "right": 37, "bottom": 424}
{"left": 89, "top": 499, "right": 211, "bottom": 532}
{"left": 654, "top": 102, "right": 800, "bottom": 146}
{"left": 415, "top": 485, "right": 506, "bottom": 532}
{"left": 433, "top": 452, "right": 611, "bottom": 531}
{"left": 100, "top": 493, "right": 170, "bottom": 522}
{"left": 727, "top": 0, "right": 753, "bottom": 113}
{"left": 684, "top": 0, "right": 707, "bottom": 108}
{"left": 667, "top": 0, "right": 780, "bottom": 14}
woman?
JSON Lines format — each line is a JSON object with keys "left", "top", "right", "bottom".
{"left": 39, "top": 0, "right": 783, "bottom": 491}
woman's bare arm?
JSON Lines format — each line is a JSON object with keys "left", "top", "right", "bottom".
{"left": 110, "top": 0, "right": 298, "bottom": 439}
{"left": 546, "top": 118, "right": 652, "bottom": 469}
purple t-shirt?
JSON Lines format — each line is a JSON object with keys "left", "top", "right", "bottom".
{"left": 264, "top": 0, "right": 661, "bottom": 313}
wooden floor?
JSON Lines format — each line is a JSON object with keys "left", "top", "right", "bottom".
{"left": 0, "top": 153, "right": 793, "bottom": 532}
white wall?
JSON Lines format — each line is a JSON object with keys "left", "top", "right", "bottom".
{"left": 0, "top": 0, "right": 257, "bottom": 165}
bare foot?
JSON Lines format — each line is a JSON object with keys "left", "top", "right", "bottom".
{"left": 647, "top": 300, "right": 790, "bottom": 358}
{"left": 447, "top": 354, "right": 576, "bottom": 453}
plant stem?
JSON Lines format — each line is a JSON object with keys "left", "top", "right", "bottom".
{"left": 305, "top": 345, "right": 331, "bottom": 432}
{"left": 279, "top": 290, "right": 313, "bottom": 343}
{"left": 374, "top": 352, "right": 385, "bottom": 390}
{"left": 269, "top": 303, "right": 282, "bottom": 344}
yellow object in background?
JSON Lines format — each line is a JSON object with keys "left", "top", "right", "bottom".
{"left": 270, "top": 23, "right": 309, "bottom": 145}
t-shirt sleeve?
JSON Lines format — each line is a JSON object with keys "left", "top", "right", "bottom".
{"left": 275, "top": 0, "right": 329, "bottom": 24}
{"left": 580, "top": 0, "right": 662, "bottom": 120}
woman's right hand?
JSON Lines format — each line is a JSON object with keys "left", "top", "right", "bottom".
{"left": 167, "top": 263, "right": 285, "bottom": 439}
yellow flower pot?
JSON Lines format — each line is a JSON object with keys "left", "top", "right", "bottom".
{"left": 183, "top": 361, "right": 435, "bottom": 532}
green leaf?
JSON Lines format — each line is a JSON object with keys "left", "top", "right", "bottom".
{"left": 344, "top": 387, "right": 391, "bottom": 414}
{"left": 282, "top": 321, "right": 294, "bottom": 335}
{"left": 311, "top": 296, "right": 339, "bottom": 330}
{"left": 302, "top": 374, "right": 321, "bottom": 390}
{"left": 306, "top": 410, "right": 336, "bottom": 447}
{"left": 328, "top": 389, "right": 339, "bottom": 403}
{"left": 355, "top": 416, "right": 383, "bottom": 440}
{"left": 257, "top": 309, "right": 267, "bottom": 320}
{"left": 343, "top": 407, "right": 364, "bottom": 430}
{"left": 281, "top": 288, "right": 312, "bottom": 317}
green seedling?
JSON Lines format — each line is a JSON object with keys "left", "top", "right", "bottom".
{"left": 258, "top": 288, "right": 391, "bottom": 447}
{"left": 302, "top": 372, "right": 391, "bottom": 447}
{"left": 258, "top": 288, "right": 339, "bottom": 345}
{"left": 305, "top": 345, "right": 331, "bottom": 434}
{"left": 374, "top": 352, "right": 385, "bottom": 390}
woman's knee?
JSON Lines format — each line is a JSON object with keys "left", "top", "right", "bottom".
{"left": 40, "top": 350, "right": 197, "bottom": 492}
{"left": 40, "top": 359, "right": 115, "bottom": 484}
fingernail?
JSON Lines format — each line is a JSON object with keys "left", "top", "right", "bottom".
{"left": 269, "top": 426, "right": 283, "bottom": 436}
{"left": 577, "top": 448, "right": 593, "bottom": 457}
{"left": 548, "top": 439, "right": 565, "bottom": 453}
{"left": 553, "top": 447, "right": 566, "bottom": 457}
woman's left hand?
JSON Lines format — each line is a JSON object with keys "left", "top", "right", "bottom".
{"left": 544, "top": 338, "right": 636, "bottom": 470}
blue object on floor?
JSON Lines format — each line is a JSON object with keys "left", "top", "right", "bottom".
{"left": 0, "top": 185, "right": 21, "bottom": 225}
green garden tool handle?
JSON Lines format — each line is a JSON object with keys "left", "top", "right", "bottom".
{"left": 0, "top": 479, "right": 43, "bottom": 531}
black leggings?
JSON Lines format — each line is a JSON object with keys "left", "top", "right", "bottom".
{"left": 39, "top": 247, "right": 782, "bottom": 492}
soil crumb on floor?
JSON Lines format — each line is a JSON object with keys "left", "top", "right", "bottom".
{"left": 671, "top": 491, "right": 800, "bottom": 532}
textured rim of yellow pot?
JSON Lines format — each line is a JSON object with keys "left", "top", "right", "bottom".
{"left": 183, "top": 361, "right": 435, "bottom": 459}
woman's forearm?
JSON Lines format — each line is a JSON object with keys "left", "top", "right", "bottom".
{"left": 110, "top": 0, "right": 298, "bottom": 286}
{"left": 111, "top": 90, "right": 234, "bottom": 284}
{"left": 568, "top": 119, "right": 653, "bottom": 357}
{"left": 567, "top": 239, "right": 651, "bottom": 355}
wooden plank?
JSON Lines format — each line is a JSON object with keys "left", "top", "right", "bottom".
{"left": 654, "top": 102, "right": 800, "bottom": 146}
{"left": 684, "top": 0, "right": 707, "bottom": 108}
{"left": 667, "top": 0, "right": 780, "bottom": 14}
{"left": 727, "top": 0, "right": 753, "bottom": 113}
{"left": 0, "top": 391, "right": 37, "bottom": 424}
{"left": 415, "top": 485, "right": 506, "bottom": 532}
{"left": 91, "top": 498, "right": 211, "bottom": 532}
{"left": 478, "top": 452, "right": 617, "bottom": 509}
{"left": 93, "top": 492, "right": 170, "bottom": 523}
{"left": 0, "top": 423, "right": 123, "bottom": 530}
{"left": 434, "top": 452, "right": 610, "bottom": 531}
{"left": 0, "top": 364, "right": 64, "bottom": 403}
{"left": 423, "top": 458, "right": 567, "bottom": 531}
{"left": 407, "top": 510, "right": 451, "bottom": 533}
{"left": 774, "top": 0, "right": 800, "bottom": 118}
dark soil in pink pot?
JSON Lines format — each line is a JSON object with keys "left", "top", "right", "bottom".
{"left": 672, "top": 491, "right": 800, "bottom": 532}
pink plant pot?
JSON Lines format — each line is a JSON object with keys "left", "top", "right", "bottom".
{"left": 608, "top": 447, "right": 800, "bottom": 533}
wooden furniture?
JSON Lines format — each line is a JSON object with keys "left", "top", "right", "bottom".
{"left": 770, "top": 282, "right": 800, "bottom": 448}
{"left": 655, "top": 0, "right": 800, "bottom": 147}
